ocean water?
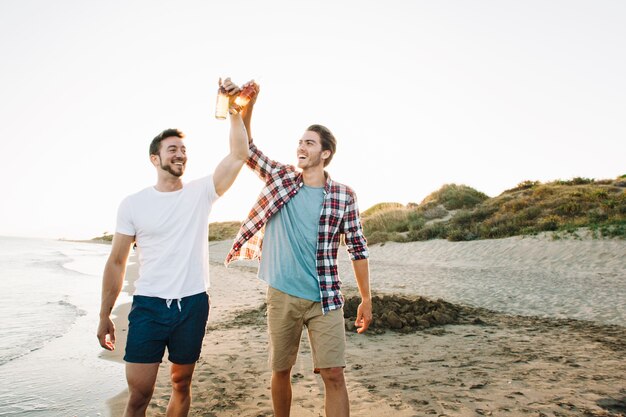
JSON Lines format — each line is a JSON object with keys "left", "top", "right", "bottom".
{"left": 0, "top": 236, "right": 130, "bottom": 416}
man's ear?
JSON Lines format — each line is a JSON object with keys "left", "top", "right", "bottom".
{"left": 150, "top": 154, "right": 160, "bottom": 167}
{"left": 321, "top": 150, "right": 331, "bottom": 162}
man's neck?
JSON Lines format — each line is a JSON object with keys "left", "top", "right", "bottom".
{"left": 301, "top": 167, "right": 326, "bottom": 187}
{"left": 154, "top": 177, "right": 183, "bottom": 192}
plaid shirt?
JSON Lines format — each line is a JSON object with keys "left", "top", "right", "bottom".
{"left": 225, "top": 142, "right": 369, "bottom": 313}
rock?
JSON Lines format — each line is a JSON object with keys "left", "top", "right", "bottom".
{"left": 417, "top": 319, "right": 431, "bottom": 328}
{"left": 345, "top": 318, "right": 356, "bottom": 332}
{"left": 431, "top": 311, "right": 453, "bottom": 325}
{"left": 384, "top": 310, "right": 404, "bottom": 329}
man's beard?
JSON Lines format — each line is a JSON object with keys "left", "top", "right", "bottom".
{"left": 299, "top": 152, "right": 323, "bottom": 169}
{"left": 160, "top": 160, "right": 184, "bottom": 177}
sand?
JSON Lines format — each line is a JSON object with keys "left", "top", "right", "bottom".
{"left": 105, "top": 235, "right": 626, "bottom": 416}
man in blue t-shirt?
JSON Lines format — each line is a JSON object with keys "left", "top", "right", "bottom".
{"left": 226, "top": 81, "right": 372, "bottom": 417}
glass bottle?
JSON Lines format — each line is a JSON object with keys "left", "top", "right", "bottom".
{"left": 215, "top": 81, "right": 229, "bottom": 120}
{"left": 234, "top": 83, "right": 256, "bottom": 108}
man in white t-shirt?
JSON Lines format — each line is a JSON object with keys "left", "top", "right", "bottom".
{"left": 97, "top": 78, "right": 250, "bottom": 417}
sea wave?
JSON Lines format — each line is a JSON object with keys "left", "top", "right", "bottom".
{"left": 30, "top": 254, "right": 91, "bottom": 277}
{"left": 0, "top": 298, "right": 85, "bottom": 366}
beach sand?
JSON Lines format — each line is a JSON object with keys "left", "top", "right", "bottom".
{"left": 106, "top": 236, "right": 626, "bottom": 417}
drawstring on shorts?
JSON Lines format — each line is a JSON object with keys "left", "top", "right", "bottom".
{"left": 166, "top": 298, "right": 182, "bottom": 311}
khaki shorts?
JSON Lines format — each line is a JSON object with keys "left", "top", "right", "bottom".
{"left": 266, "top": 286, "right": 346, "bottom": 373}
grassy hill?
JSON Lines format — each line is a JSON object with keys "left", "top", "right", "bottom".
{"left": 208, "top": 221, "right": 241, "bottom": 241}
{"left": 362, "top": 176, "right": 626, "bottom": 244}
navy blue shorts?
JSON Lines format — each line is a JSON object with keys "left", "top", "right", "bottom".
{"left": 124, "top": 292, "right": 209, "bottom": 364}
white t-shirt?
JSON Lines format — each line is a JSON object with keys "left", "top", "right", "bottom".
{"left": 116, "top": 175, "right": 219, "bottom": 299}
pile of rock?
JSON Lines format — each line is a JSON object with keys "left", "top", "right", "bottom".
{"left": 343, "top": 294, "right": 476, "bottom": 334}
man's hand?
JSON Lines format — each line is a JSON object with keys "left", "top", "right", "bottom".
{"left": 240, "top": 80, "right": 260, "bottom": 107}
{"left": 240, "top": 80, "right": 259, "bottom": 139}
{"left": 354, "top": 298, "right": 373, "bottom": 334}
{"left": 221, "top": 77, "right": 242, "bottom": 110}
{"left": 97, "top": 316, "right": 116, "bottom": 351}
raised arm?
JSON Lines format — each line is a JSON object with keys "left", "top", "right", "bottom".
{"left": 236, "top": 80, "right": 289, "bottom": 182}
{"left": 240, "top": 81, "right": 259, "bottom": 142}
{"left": 213, "top": 78, "right": 250, "bottom": 196}
{"left": 97, "top": 232, "right": 134, "bottom": 351}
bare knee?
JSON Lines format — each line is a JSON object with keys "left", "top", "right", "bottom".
{"left": 320, "top": 367, "right": 346, "bottom": 388}
{"left": 127, "top": 386, "right": 154, "bottom": 411}
{"left": 125, "top": 363, "right": 159, "bottom": 412}
{"left": 273, "top": 368, "right": 291, "bottom": 382}
{"left": 170, "top": 371, "right": 193, "bottom": 395}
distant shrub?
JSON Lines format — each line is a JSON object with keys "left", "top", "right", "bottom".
{"left": 449, "top": 209, "right": 474, "bottom": 228}
{"left": 420, "top": 205, "right": 448, "bottom": 220}
{"left": 592, "top": 190, "right": 609, "bottom": 200}
{"left": 596, "top": 221, "right": 626, "bottom": 238}
{"left": 538, "top": 215, "right": 560, "bottom": 231}
{"left": 479, "top": 213, "right": 519, "bottom": 238}
{"left": 92, "top": 233, "right": 113, "bottom": 242}
{"left": 408, "top": 222, "right": 447, "bottom": 241}
{"left": 209, "top": 221, "right": 241, "bottom": 241}
{"left": 502, "top": 198, "right": 529, "bottom": 213}
{"left": 447, "top": 228, "right": 478, "bottom": 242}
{"left": 361, "top": 202, "right": 404, "bottom": 217}
{"left": 506, "top": 180, "right": 541, "bottom": 192}
{"left": 516, "top": 206, "right": 542, "bottom": 222}
{"left": 555, "top": 200, "right": 582, "bottom": 216}
{"left": 366, "top": 231, "right": 392, "bottom": 245}
{"left": 532, "top": 186, "right": 555, "bottom": 198}
{"left": 587, "top": 209, "right": 608, "bottom": 223}
{"left": 421, "top": 184, "right": 489, "bottom": 210}
{"left": 407, "top": 212, "right": 426, "bottom": 231}
{"left": 614, "top": 178, "right": 626, "bottom": 187}
{"left": 363, "top": 208, "right": 411, "bottom": 235}
{"left": 556, "top": 177, "right": 595, "bottom": 186}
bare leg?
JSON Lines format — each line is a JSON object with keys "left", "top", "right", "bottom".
{"left": 319, "top": 367, "right": 349, "bottom": 417}
{"left": 124, "top": 362, "right": 160, "bottom": 417}
{"left": 166, "top": 362, "right": 196, "bottom": 417}
{"left": 271, "top": 368, "right": 293, "bottom": 417}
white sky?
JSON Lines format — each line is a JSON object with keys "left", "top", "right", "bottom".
{"left": 1, "top": 0, "right": 625, "bottom": 239}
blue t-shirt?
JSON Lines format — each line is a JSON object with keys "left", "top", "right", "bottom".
{"left": 258, "top": 185, "right": 325, "bottom": 301}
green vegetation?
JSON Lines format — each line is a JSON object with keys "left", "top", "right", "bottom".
{"left": 361, "top": 177, "right": 626, "bottom": 243}
{"left": 420, "top": 183, "right": 490, "bottom": 210}
{"left": 91, "top": 232, "right": 113, "bottom": 242}
{"left": 208, "top": 221, "right": 241, "bottom": 241}
{"left": 361, "top": 202, "right": 404, "bottom": 217}
{"left": 362, "top": 184, "right": 488, "bottom": 244}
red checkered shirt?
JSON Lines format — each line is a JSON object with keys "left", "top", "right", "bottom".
{"left": 225, "top": 142, "right": 369, "bottom": 313}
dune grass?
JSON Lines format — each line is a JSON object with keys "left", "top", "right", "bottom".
{"left": 362, "top": 176, "right": 626, "bottom": 244}
{"left": 208, "top": 221, "right": 241, "bottom": 241}
{"left": 91, "top": 232, "right": 113, "bottom": 242}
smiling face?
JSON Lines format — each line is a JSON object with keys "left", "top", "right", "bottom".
{"left": 151, "top": 136, "right": 187, "bottom": 177}
{"left": 296, "top": 130, "right": 330, "bottom": 170}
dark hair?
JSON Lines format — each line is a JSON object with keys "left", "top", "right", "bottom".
{"left": 149, "top": 128, "right": 185, "bottom": 156}
{"left": 306, "top": 124, "right": 336, "bottom": 167}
